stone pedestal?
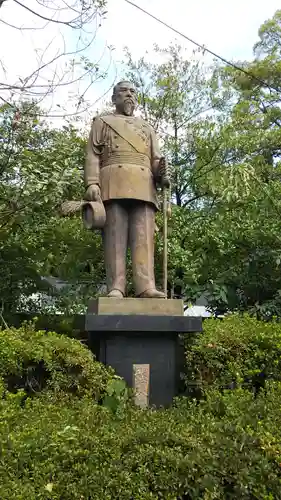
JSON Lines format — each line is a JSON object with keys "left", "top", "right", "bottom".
{"left": 88, "top": 297, "right": 184, "bottom": 316}
{"left": 85, "top": 298, "right": 202, "bottom": 408}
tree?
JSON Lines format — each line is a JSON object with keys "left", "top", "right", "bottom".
{"left": 0, "top": 0, "right": 111, "bottom": 119}
{"left": 3, "top": 10, "right": 281, "bottom": 316}
{"left": 0, "top": 101, "right": 105, "bottom": 314}
{"left": 178, "top": 9, "right": 281, "bottom": 316}
{"left": 123, "top": 12, "right": 281, "bottom": 315}
{"left": 124, "top": 44, "right": 217, "bottom": 207}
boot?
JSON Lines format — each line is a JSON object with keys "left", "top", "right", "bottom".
{"left": 138, "top": 288, "right": 166, "bottom": 299}
{"left": 107, "top": 289, "right": 124, "bottom": 298}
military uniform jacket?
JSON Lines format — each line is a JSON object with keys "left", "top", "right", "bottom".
{"left": 84, "top": 113, "right": 162, "bottom": 208}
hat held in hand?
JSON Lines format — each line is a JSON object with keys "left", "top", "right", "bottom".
{"left": 60, "top": 199, "right": 106, "bottom": 229}
{"left": 82, "top": 200, "right": 106, "bottom": 229}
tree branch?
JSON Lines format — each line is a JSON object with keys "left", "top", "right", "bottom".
{"left": 12, "top": 0, "right": 78, "bottom": 27}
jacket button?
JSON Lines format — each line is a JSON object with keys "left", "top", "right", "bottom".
{"left": 118, "top": 165, "right": 122, "bottom": 168}
{"left": 141, "top": 167, "right": 144, "bottom": 171}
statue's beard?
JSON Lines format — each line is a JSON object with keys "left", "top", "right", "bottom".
{"left": 123, "top": 100, "right": 134, "bottom": 116}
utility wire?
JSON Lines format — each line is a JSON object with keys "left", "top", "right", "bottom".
{"left": 125, "top": 0, "right": 281, "bottom": 94}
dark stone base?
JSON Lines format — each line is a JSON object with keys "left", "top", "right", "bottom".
{"left": 95, "top": 332, "right": 179, "bottom": 407}
{"left": 86, "top": 314, "right": 202, "bottom": 407}
{"left": 85, "top": 313, "right": 201, "bottom": 332}
{"left": 4, "top": 313, "right": 202, "bottom": 408}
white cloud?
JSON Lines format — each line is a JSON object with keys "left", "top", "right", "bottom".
{"left": 0, "top": 0, "right": 280, "bottom": 127}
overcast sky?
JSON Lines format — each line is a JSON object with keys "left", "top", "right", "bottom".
{"left": 0, "top": 0, "right": 280, "bottom": 125}
{"left": 102, "top": 0, "right": 279, "bottom": 60}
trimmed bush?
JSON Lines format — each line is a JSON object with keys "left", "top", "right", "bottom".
{"left": 184, "top": 314, "right": 281, "bottom": 396}
{"left": 1, "top": 318, "right": 281, "bottom": 498}
{"left": 0, "top": 323, "right": 113, "bottom": 399}
{"left": 0, "top": 383, "right": 281, "bottom": 499}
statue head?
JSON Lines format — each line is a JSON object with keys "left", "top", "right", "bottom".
{"left": 112, "top": 81, "right": 137, "bottom": 116}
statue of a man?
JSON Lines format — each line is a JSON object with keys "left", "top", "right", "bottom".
{"left": 84, "top": 80, "right": 170, "bottom": 299}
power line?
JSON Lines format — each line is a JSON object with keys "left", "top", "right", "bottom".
{"left": 125, "top": 0, "right": 281, "bottom": 94}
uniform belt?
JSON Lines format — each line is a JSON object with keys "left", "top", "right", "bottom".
{"left": 102, "top": 152, "right": 150, "bottom": 168}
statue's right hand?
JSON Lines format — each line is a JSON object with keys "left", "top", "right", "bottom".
{"left": 85, "top": 184, "right": 101, "bottom": 202}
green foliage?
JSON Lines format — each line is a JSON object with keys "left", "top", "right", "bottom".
{"left": 2, "top": 9, "right": 281, "bottom": 317}
{"left": 162, "top": 195, "right": 281, "bottom": 315}
{"left": 124, "top": 44, "right": 215, "bottom": 208}
{"left": 0, "top": 102, "right": 84, "bottom": 220}
{"left": 254, "top": 9, "right": 281, "bottom": 58}
{"left": 102, "top": 377, "right": 130, "bottom": 417}
{"left": 185, "top": 314, "right": 281, "bottom": 397}
{"left": 0, "top": 322, "right": 113, "bottom": 399}
{"left": 0, "top": 102, "right": 106, "bottom": 312}
{"left": 1, "top": 378, "right": 281, "bottom": 498}
{"left": 123, "top": 23, "right": 281, "bottom": 313}
{"left": 1, "top": 318, "right": 281, "bottom": 498}
{"left": 180, "top": 10, "right": 281, "bottom": 314}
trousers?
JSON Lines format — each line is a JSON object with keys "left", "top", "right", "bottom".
{"left": 103, "top": 200, "right": 156, "bottom": 296}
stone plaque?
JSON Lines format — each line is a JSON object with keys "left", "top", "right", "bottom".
{"left": 133, "top": 363, "right": 150, "bottom": 408}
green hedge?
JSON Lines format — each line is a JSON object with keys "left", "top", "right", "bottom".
{"left": 1, "top": 319, "right": 281, "bottom": 498}
{"left": 0, "top": 382, "right": 281, "bottom": 499}
{"left": 185, "top": 314, "right": 281, "bottom": 396}
{"left": 0, "top": 322, "right": 113, "bottom": 399}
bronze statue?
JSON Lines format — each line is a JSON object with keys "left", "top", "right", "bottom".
{"left": 84, "top": 80, "right": 170, "bottom": 298}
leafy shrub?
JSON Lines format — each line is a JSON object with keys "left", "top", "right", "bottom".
{"left": 1, "top": 382, "right": 281, "bottom": 499}
{"left": 184, "top": 314, "right": 281, "bottom": 396}
{"left": 0, "top": 323, "right": 113, "bottom": 399}
{"left": 2, "top": 319, "right": 281, "bottom": 498}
